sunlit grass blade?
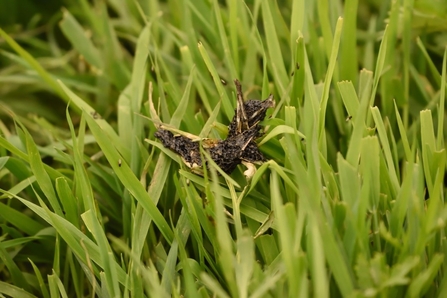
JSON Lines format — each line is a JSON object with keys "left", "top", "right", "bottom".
{"left": 369, "top": 25, "right": 388, "bottom": 108}
{"left": 83, "top": 111, "right": 173, "bottom": 243}
{"left": 58, "top": 81, "right": 130, "bottom": 160}
{"left": 48, "top": 271, "right": 69, "bottom": 298}
{"left": 316, "top": 0, "right": 333, "bottom": 59}
{"left": 0, "top": 281, "right": 36, "bottom": 298}
{"left": 337, "top": 81, "right": 359, "bottom": 119}
{"left": 82, "top": 210, "right": 119, "bottom": 297}
{"left": 29, "top": 259, "right": 50, "bottom": 298}
{"left": 420, "top": 110, "right": 436, "bottom": 193}
{"left": 258, "top": 125, "right": 304, "bottom": 146}
{"left": 66, "top": 111, "right": 96, "bottom": 213}
{"left": 370, "top": 107, "right": 399, "bottom": 195}
{"left": 290, "top": 0, "right": 304, "bottom": 45}
{"left": 393, "top": 101, "right": 412, "bottom": 162}
{"left": 19, "top": 122, "right": 64, "bottom": 215}
{"left": 319, "top": 17, "right": 343, "bottom": 145}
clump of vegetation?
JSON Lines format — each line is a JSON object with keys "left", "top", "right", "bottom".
{"left": 0, "top": 0, "right": 446, "bottom": 297}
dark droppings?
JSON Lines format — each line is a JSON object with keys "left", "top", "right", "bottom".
{"left": 227, "top": 99, "right": 274, "bottom": 138}
{"left": 155, "top": 79, "right": 275, "bottom": 174}
{"left": 154, "top": 129, "right": 202, "bottom": 168}
{"left": 208, "top": 127, "right": 261, "bottom": 174}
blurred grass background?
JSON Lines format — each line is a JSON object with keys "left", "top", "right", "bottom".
{"left": 0, "top": 0, "right": 446, "bottom": 297}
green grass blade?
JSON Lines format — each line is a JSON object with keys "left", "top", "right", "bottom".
{"left": 58, "top": 81, "right": 130, "bottom": 160}
{"left": 29, "top": 259, "right": 51, "bottom": 298}
{"left": 0, "top": 201, "right": 45, "bottom": 235}
{"left": 319, "top": 17, "right": 343, "bottom": 143}
{"left": 211, "top": 0, "right": 237, "bottom": 79}
{"left": 0, "top": 243, "right": 31, "bottom": 292}
{"left": 340, "top": 0, "right": 358, "bottom": 82}
{"left": 59, "top": 9, "right": 103, "bottom": 70}
{"left": 369, "top": 24, "right": 388, "bottom": 109}
{"left": 261, "top": 0, "right": 288, "bottom": 93}
{"left": 210, "top": 167, "right": 238, "bottom": 297}
{"left": 83, "top": 111, "right": 174, "bottom": 243}
{"left": 0, "top": 281, "right": 37, "bottom": 298}
{"left": 437, "top": 47, "right": 446, "bottom": 150}
{"left": 198, "top": 42, "right": 233, "bottom": 120}
{"left": 82, "top": 210, "right": 119, "bottom": 297}
{"left": 19, "top": 122, "right": 63, "bottom": 215}
{"left": 370, "top": 106, "right": 399, "bottom": 195}
{"left": 393, "top": 101, "right": 412, "bottom": 162}
{"left": 337, "top": 81, "right": 359, "bottom": 119}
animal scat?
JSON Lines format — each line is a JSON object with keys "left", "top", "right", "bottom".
{"left": 154, "top": 79, "right": 275, "bottom": 174}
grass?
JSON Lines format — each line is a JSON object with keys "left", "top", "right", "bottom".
{"left": 0, "top": 0, "right": 446, "bottom": 297}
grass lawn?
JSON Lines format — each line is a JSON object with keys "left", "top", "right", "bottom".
{"left": 0, "top": 0, "right": 446, "bottom": 297}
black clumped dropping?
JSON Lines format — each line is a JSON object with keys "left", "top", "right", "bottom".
{"left": 227, "top": 99, "right": 273, "bottom": 138}
{"left": 154, "top": 129, "right": 202, "bottom": 167}
{"left": 155, "top": 80, "right": 274, "bottom": 174}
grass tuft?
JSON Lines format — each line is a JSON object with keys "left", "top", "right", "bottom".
{"left": 0, "top": 0, "right": 446, "bottom": 297}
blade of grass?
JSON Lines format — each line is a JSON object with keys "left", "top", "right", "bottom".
{"left": 66, "top": 111, "right": 96, "bottom": 213}
{"left": 83, "top": 111, "right": 173, "bottom": 243}
{"left": 340, "top": 0, "right": 358, "bottom": 82}
{"left": 290, "top": 0, "right": 304, "bottom": 47}
{"left": 370, "top": 106, "right": 399, "bottom": 197}
{"left": 319, "top": 18, "right": 343, "bottom": 144}
{"left": 270, "top": 171, "right": 299, "bottom": 297}
{"left": 393, "top": 100, "right": 412, "bottom": 162}
{"left": 437, "top": 47, "right": 446, "bottom": 150}
{"left": 198, "top": 42, "right": 233, "bottom": 120}
{"left": 0, "top": 201, "right": 45, "bottom": 235}
{"left": 235, "top": 231, "right": 254, "bottom": 298}
{"left": 58, "top": 81, "right": 130, "bottom": 160}
{"left": 0, "top": 243, "right": 31, "bottom": 292}
{"left": 368, "top": 25, "right": 389, "bottom": 111}
{"left": 0, "top": 28, "right": 72, "bottom": 107}
{"left": 29, "top": 259, "right": 50, "bottom": 298}
{"left": 408, "top": 254, "right": 444, "bottom": 297}
{"left": 261, "top": 0, "right": 288, "bottom": 93}
{"left": 19, "top": 122, "right": 64, "bottom": 215}
{"left": 211, "top": 0, "right": 237, "bottom": 79}
{"left": 59, "top": 9, "right": 103, "bottom": 70}
{"left": 337, "top": 81, "right": 359, "bottom": 120}
{"left": 209, "top": 165, "right": 238, "bottom": 297}
{"left": 420, "top": 110, "right": 436, "bottom": 193}
{"left": 175, "top": 213, "right": 198, "bottom": 298}
{"left": 0, "top": 281, "right": 37, "bottom": 298}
